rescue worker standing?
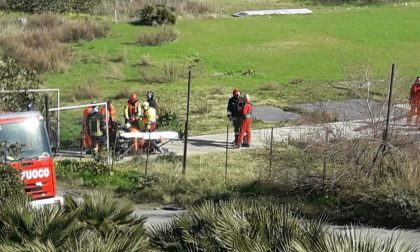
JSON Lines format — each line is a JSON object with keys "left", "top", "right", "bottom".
{"left": 82, "top": 101, "right": 95, "bottom": 149}
{"left": 101, "top": 100, "right": 117, "bottom": 145}
{"left": 124, "top": 93, "right": 142, "bottom": 130}
{"left": 407, "top": 77, "right": 420, "bottom": 127}
{"left": 142, "top": 101, "right": 157, "bottom": 131}
{"left": 227, "top": 89, "right": 245, "bottom": 143}
{"left": 236, "top": 94, "right": 253, "bottom": 148}
{"left": 87, "top": 105, "right": 106, "bottom": 155}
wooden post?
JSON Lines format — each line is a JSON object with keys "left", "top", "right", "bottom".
{"left": 382, "top": 63, "right": 395, "bottom": 151}
{"left": 182, "top": 70, "right": 192, "bottom": 176}
{"left": 225, "top": 123, "right": 229, "bottom": 183}
{"left": 269, "top": 127, "right": 274, "bottom": 180}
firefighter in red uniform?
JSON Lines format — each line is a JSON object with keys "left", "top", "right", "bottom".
{"left": 101, "top": 100, "right": 117, "bottom": 145}
{"left": 406, "top": 77, "right": 420, "bottom": 127}
{"left": 235, "top": 94, "right": 253, "bottom": 148}
{"left": 124, "top": 93, "right": 142, "bottom": 131}
{"left": 82, "top": 101, "right": 95, "bottom": 149}
{"left": 100, "top": 100, "right": 116, "bottom": 124}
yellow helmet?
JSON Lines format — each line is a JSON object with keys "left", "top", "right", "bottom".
{"left": 142, "top": 101, "right": 150, "bottom": 110}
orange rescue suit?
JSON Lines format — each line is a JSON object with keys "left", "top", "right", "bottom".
{"left": 101, "top": 105, "right": 116, "bottom": 123}
{"left": 82, "top": 106, "right": 93, "bottom": 148}
{"left": 407, "top": 82, "right": 420, "bottom": 126}
{"left": 237, "top": 102, "right": 253, "bottom": 145}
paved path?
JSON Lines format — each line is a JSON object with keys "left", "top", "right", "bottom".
{"left": 164, "top": 120, "right": 374, "bottom": 155}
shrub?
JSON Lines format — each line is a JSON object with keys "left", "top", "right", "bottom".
{"left": 6, "top": 0, "right": 101, "bottom": 13}
{"left": 150, "top": 200, "right": 416, "bottom": 251}
{"left": 0, "top": 193, "right": 149, "bottom": 250}
{"left": 0, "top": 0, "right": 7, "bottom": 9}
{"left": 157, "top": 108, "right": 182, "bottom": 132}
{"left": 0, "top": 15, "right": 108, "bottom": 73}
{"left": 137, "top": 27, "right": 178, "bottom": 47}
{"left": 260, "top": 81, "right": 281, "bottom": 91}
{"left": 114, "top": 88, "right": 131, "bottom": 100}
{"left": 28, "top": 13, "right": 63, "bottom": 29}
{"left": 0, "top": 55, "right": 41, "bottom": 112}
{"left": 139, "top": 61, "right": 187, "bottom": 84}
{"left": 55, "top": 20, "right": 109, "bottom": 43}
{"left": 0, "top": 165, "right": 25, "bottom": 204}
{"left": 0, "top": 30, "right": 72, "bottom": 73}
{"left": 71, "top": 82, "right": 102, "bottom": 100}
{"left": 134, "top": 4, "right": 176, "bottom": 26}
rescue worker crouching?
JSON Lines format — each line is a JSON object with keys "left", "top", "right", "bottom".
{"left": 235, "top": 94, "right": 253, "bottom": 148}
{"left": 124, "top": 93, "right": 142, "bottom": 131}
{"left": 87, "top": 105, "right": 106, "bottom": 155}
{"left": 142, "top": 101, "right": 157, "bottom": 132}
{"left": 227, "top": 89, "right": 245, "bottom": 143}
{"left": 406, "top": 76, "right": 420, "bottom": 127}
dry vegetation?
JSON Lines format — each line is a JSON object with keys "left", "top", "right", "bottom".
{"left": 137, "top": 27, "right": 178, "bottom": 47}
{"left": 0, "top": 14, "right": 109, "bottom": 73}
{"left": 256, "top": 123, "right": 420, "bottom": 227}
{"left": 71, "top": 82, "right": 102, "bottom": 100}
{"left": 94, "top": 0, "right": 213, "bottom": 18}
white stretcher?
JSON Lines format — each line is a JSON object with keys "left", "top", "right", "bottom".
{"left": 115, "top": 130, "right": 179, "bottom": 159}
{"left": 119, "top": 131, "right": 178, "bottom": 140}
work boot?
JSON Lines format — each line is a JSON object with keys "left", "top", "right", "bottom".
{"left": 242, "top": 143, "right": 250, "bottom": 148}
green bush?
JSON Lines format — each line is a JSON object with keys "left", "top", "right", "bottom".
{"left": 5, "top": 0, "right": 101, "bottom": 13}
{"left": 0, "top": 193, "right": 149, "bottom": 251}
{"left": 0, "top": 55, "right": 41, "bottom": 112}
{"left": 134, "top": 4, "right": 176, "bottom": 26}
{"left": 150, "top": 200, "right": 417, "bottom": 251}
{"left": 157, "top": 108, "right": 182, "bottom": 133}
{"left": 0, "top": 164, "right": 25, "bottom": 204}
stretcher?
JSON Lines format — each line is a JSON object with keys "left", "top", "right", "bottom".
{"left": 113, "top": 130, "right": 179, "bottom": 160}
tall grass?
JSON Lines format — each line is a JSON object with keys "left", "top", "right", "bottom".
{"left": 137, "top": 27, "right": 178, "bottom": 47}
{"left": 0, "top": 14, "right": 109, "bottom": 73}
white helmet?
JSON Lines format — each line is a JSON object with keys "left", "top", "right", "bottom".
{"left": 124, "top": 123, "right": 132, "bottom": 131}
{"left": 142, "top": 101, "right": 150, "bottom": 110}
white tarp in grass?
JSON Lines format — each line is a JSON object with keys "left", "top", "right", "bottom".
{"left": 233, "top": 8, "right": 313, "bottom": 17}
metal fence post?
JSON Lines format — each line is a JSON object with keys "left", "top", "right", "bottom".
{"left": 182, "top": 70, "right": 192, "bottom": 176}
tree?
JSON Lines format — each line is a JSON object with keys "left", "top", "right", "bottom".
{"left": 0, "top": 55, "right": 41, "bottom": 112}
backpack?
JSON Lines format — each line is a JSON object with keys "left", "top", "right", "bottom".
{"left": 87, "top": 112, "right": 104, "bottom": 137}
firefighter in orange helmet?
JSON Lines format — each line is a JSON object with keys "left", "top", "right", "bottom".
{"left": 406, "top": 77, "right": 420, "bottom": 127}
{"left": 235, "top": 94, "right": 253, "bottom": 148}
{"left": 124, "top": 93, "right": 142, "bottom": 130}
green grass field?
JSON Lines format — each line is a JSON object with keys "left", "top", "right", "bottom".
{"left": 39, "top": 4, "right": 420, "bottom": 137}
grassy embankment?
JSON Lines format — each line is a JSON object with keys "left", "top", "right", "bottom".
{"left": 40, "top": 5, "right": 420, "bottom": 140}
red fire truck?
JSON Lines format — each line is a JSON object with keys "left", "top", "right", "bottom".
{"left": 0, "top": 111, "right": 63, "bottom": 207}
